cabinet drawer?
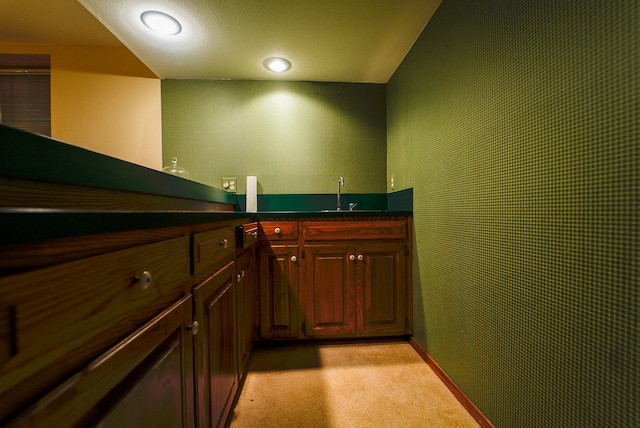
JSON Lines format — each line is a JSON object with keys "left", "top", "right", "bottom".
{"left": 236, "top": 222, "right": 259, "bottom": 250}
{"left": 259, "top": 221, "right": 298, "bottom": 241}
{"left": 192, "top": 227, "right": 236, "bottom": 281}
{"left": 0, "top": 236, "right": 190, "bottom": 422}
{"left": 302, "top": 220, "right": 407, "bottom": 241}
{"left": 6, "top": 294, "right": 195, "bottom": 428}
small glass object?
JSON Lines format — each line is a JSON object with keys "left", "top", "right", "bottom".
{"left": 162, "top": 157, "right": 189, "bottom": 179}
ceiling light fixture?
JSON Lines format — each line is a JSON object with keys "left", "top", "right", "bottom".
{"left": 263, "top": 57, "right": 292, "bottom": 73}
{"left": 141, "top": 10, "right": 182, "bottom": 35}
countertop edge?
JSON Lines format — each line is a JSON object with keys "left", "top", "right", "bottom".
{"left": 1, "top": 124, "right": 235, "bottom": 205}
{"left": 0, "top": 209, "right": 413, "bottom": 245}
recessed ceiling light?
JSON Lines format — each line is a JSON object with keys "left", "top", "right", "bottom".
{"left": 141, "top": 10, "right": 182, "bottom": 35}
{"left": 263, "top": 57, "right": 292, "bottom": 73}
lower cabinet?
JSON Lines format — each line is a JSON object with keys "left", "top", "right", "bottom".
{"left": 6, "top": 294, "right": 196, "bottom": 428}
{"left": 193, "top": 261, "right": 237, "bottom": 428}
{"left": 356, "top": 241, "right": 407, "bottom": 336}
{"left": 237, "top": 247, "right": 258, "bottom": 379}
{"left": 258, "top": 218, "right": 412, "bottom": 341}
{"left": 303, "top": 241, "right": 407, "bottom": 338}
{"left": 303, "top": 243, "right": 356, "bottom": 337}
{"left": 3, "top": 217, "right": 409, "bottom": 427}
{"left": 0, "top": 235, "right": 191, "bottom": 425}
{"left": 259, "top": 244, "right": 301, "bottom": 339}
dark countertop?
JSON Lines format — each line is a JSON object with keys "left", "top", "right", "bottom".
{"left": 0, "top": 208, "right": 412, "bottom": 245}
{"left": 0, "top": 208, "right": 248, "bottom": 244}
{"left": 255, "top": 210, "right": 412, "bottom": 218}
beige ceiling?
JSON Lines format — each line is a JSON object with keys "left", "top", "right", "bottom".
{"left": 0, "top": 0, "right": 122, "bottom": 47}
{"left": 2, "top": 0, "right": 441, "bottom": 83}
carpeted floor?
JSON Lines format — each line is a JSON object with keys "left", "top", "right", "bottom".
{"left": 228, "top": 340, "right": 480, "bottom": 428}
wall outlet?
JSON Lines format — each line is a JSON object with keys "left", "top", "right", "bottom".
{"left": 222, "top": 177, "right": 237, "bottom": 193}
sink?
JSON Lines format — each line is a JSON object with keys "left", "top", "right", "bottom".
{"left": 320, "top": 209, "right": 383, "bottom": 213}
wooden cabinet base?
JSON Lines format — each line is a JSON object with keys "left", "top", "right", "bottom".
{"left": 259, "top": 244, "right": 301, "bottom": 339}
{"left": 237, "top": 247, "right": 258, "bottom": 379}
{"left": 303, "top": 243, "right": 356, "bottom": 337}
{"left": 259, "top": 217, "right": 412, "bottom": 342}
{"left": 193, "top": 261, "right": 238, "bottom": 428}
{"left": 6, "top": 295, "right": 195, "bottom": 428}
{"left": 303, "top": 241, "right": 406, "bottom": 338}
{"left": 357, "top": 242, "right": 407, "bottom": 336}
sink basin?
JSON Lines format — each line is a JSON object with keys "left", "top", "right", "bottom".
{"left": 320, "top": 209, "right": 383, "bottom": 213}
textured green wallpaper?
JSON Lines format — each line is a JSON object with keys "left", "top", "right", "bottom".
{"left": 387, "top": 0, "right": 638, "bottom": 427}
{"left": 162, "top": 80, "right": 386, "bottom": 194}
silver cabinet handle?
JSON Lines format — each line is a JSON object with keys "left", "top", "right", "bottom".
{"left": 349, "top": 254, "right": 355, "bottom": 261}
{"left": 357, "top": 254, "right": 364, "bottom": 261}
{"left": 274, "top": 227, "right": 281, "bottom": 234}
{"left": 251, "top": 231, "right": 258, "bottom": 237}
{"left": 290, "top": 255, "right": 297, "bottom": 262}
{"left": 188, "top": 321, "right": 199, "bottom": 336}
{"left": 134, "top": 270, "right": 152, "bottom": 290}
{"left": 241, "top": 270, "right": 245, "bottom": 278}
{"left": 237, "top": 273, "right": 242, "bottom": 282}
{"left": 220, "top": 238, "right": 228, "bottom": 248}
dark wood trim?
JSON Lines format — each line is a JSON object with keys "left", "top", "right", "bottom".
{"left": 409, "top": 337, "right": 494, "bottom": 428}
{"left": 0, "top": 176, "right": 233, "bottom": 212}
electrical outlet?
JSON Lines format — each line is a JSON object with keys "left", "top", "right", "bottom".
{"left": 222, "top": 177, "right": 237, "bottom": 193}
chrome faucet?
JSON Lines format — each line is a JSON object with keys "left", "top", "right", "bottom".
{"left": 337, "top": 176, "right": 344, "bottom": 211}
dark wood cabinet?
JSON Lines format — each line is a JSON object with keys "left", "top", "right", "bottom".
{"left": 236, "top": 246, "right": 258, "bottom": 379}
{"left": 1, "top": 132, "right": 415, "bottom": 426}
{"left": 356, "top": 241, "right": 407, "bottom": 336}
{"left": 259, "top": 244, "right": 301, "bottom": 339}
{"left": 0, "top": 236, "right": 191, "bottom": 425}
{"left": 193, "top": 260, "right": 237, "bottom": 428}
{"left": 257, "top": 218, "right": 412, "bottom": 341}
{"left": 303, "top": 241, "right": 406, "bottom": 338}
{"left": 5, "top": 295, "right": 196, "bottom": 428}
{"left": 2, "top": 215, "right": 411, "bottom": 427}
{"left": 303, "top": 243, "right": 356, "bottom": 337}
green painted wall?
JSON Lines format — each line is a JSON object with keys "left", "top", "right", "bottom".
{"left": 387, "top": 0, "right": 638, "bottom": 427}
{"left": 162, "top": 80, "right": 386, "bottom": 194}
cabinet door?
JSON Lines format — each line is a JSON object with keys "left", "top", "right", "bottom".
{"left": 259, "top": 245, "right": 301, "bottom": 339}
{"left": 303, "top": 244, "right": 357, "bottom": 338}
{"left": 357, "top": 242, "right": 406, "bottom": 336}
{"left": 6, "top": 295, "right": 195, "bottom": 428}
{"left": 193, "top": 261, "right": 237, "bottom": 428}
{"left": 236, "top": 247, "right": 258, "bottom": 379}
{"left": 0, "top": 236, "right": 190, "bottom": 423}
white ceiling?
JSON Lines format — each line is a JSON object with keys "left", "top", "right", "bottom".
{"left": 1, "top": 0, "right": 441, "bottom": 83}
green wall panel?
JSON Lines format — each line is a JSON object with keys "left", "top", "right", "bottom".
{"left": 162, "top": 80, "right": 386, "bottom": 194}
{"left": 387, "top": 0, "right": 638, "bottom": 427}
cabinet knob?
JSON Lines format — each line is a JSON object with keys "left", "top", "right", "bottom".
{"left": 134, "top": 270, "right": 152, "bottom": 290}
{"left": 349, "top": 254, "right": 355, "bottom": 261}
{"left": 241, "top": 270, "right": 246, "bottom": 278}
{"left": 220, "top": 238, "right": 228, "bottom": 248}
{"left": 290, "top": 255, "right": 297, "bottom": 262}
{"left": 274, "top": 227, "right": 281, "bottom": 234}
{"left": 237, "top": 274, "right": 242, "bottom": 282}
{"left": 251, "top": 231, "right": 258, "bottom": 237}
{"left": 187, "top": 321, "right": 199, "bottom": 336}
{"left": 357, "top": 254, "right": 364, "bottom": 261}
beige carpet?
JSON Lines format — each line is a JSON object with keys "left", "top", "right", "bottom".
{"left": 228, "top": 340, "right": 480, "bottom": 428}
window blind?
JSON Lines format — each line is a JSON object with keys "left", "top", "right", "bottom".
{"left": 0, "top": 73, "right": 51, "bottom": 136}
